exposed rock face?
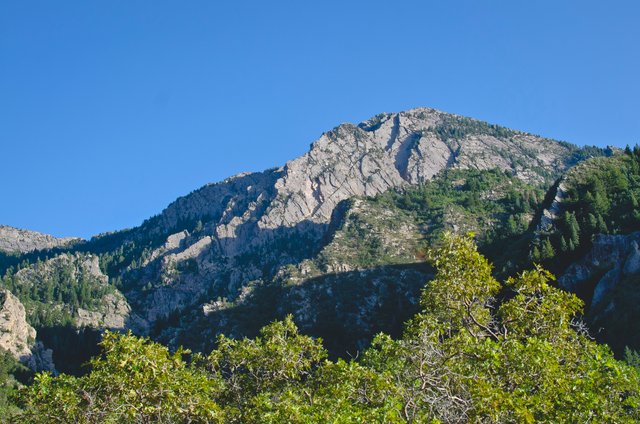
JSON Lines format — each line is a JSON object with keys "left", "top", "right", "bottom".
{"left": 11, "top": 253, "right": 134, "bottom": 330}
{"left": 0, "top": 289, "right": 35, "bottom": 360}
{"left": 0, "top": 107, "right": 593, "bottom": 366}
{"left": 171, "top": 195, "right": 433, "bottom": 356}
{"left": 0, "top": 289, "right": 55, "bottom": 372}
{"left": 558, "top": 232, "right": 640, "bottom": 353}
{"left": 153, "top": 109, "right": 569, "bottom": 239}
{"left": 27, "top": 341, "right": 56, "bottom": 373}
{"left": 558, "top": 232, "right": 640, "bottom": 311}
{"left": 76, "top": 292, "right": 131, "bottom": 329}
{"left": 538, "top": 180, "right": 568, "bottom": 233}
{"left": 0, "top": 225, "right": 80, "bottom": 253}
{"left": 124, "top": 108, "right": 577, "bottom": 326}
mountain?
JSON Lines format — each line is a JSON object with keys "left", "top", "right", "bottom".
{"left": 105, "top": 108, "right": 582, "bottom": 324}
{"left": 0, "top": 107, "right": 610, "bottom": 370}
{"left": 0, "top": 225, "right": 80, "bottom": 254}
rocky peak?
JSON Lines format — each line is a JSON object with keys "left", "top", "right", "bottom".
{"left": 150, "top": 108, "right": 573, "bottom": 238}
{"left": 257, "top": 108, "right": 570, "bottom": 230}
{"left": 116, "top": 107, "right": 583, "bottom": 327}
{"left": 0, "top": 225, "right": 80, "bottom": 253}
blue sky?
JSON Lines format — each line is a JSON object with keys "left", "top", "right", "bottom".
{"left": 1, "top": 1, "right": 639, "bottom": 238}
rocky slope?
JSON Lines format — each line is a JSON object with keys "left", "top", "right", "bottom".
{"left": 558, "top": 233, "right": 640, "bottom": 353}
{"left": 6, "top": 253, "right": 132, "bottom": 330}
{"left": 0, "top": 107, "right": 607, "bottom": 368}
{"left": 0, "top": 289, "right": 54, "bottom": 372}
{"left": 117, "top": 107, "right": 582, "bottom": 329}
{"left": 559, "top": 232, "right": 640, "bottom": 310}
{"left": 159, "top": 195, "right": 433, "bottom": 355}
{"left": 0, "top": 289, "right": 35, "bottom": 361}
{"left": 0, "top": 225, "right": 79, "bottom": 253}
{"left": 155, "top": 168, "right": 552, "bottom": 355}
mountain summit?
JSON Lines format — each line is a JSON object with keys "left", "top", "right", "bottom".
{"left": 0, "top": 107, "right": 603, "bottom": 366}
{"left": 111, "top": 107, "right": 581, "bottom": 327}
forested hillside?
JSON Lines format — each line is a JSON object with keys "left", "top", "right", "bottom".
{"left": 5, "top": 108, "right": 640, "bottom": 421}
{"left": 10, "top": 235, "right": 640, "bottom": 423}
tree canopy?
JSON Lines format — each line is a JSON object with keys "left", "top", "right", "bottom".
{"left": 11, "top": 233, "right": 640, "bottom": 423}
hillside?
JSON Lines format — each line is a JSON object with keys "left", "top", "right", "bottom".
{"left": 0, "top": 107, "right": 609, "bottom": 372}
{"left": 12, "top": 235, "right": 640, "bottom": 423}
{"left": 83, "top": 108, "right": 586, "bottom": 330}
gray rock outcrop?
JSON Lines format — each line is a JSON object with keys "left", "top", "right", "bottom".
{"left": 538, "top": 180, "right": 568, "bottom": 233}
{"left": 11, "top": 253, "right": 134, "bottom": 330}
{"left": 559, "top": 232, "right": 640, "bottom": 311}
{"left": 0, "top": 289, "right": 35, "bottom": 361}
{"left": 0, "top": 289, "right": 55, "bottom": 372}
{"left": 123, "top": 108, "right": 578, "bottom": 326}
{"left": 0, "top": 225, "right": 80, "bottom": 253}
{"left": 76, "top": 292, "right": 131, "bottom": 329}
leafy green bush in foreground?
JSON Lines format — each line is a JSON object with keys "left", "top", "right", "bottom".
{"left": 12, "top": 234, "right": 640, "bottom": 423}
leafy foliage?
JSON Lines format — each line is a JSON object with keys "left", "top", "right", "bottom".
{"left": 12, "top": 234, "right": 640, "bottom": 423}
{"left": 15, "top": 331, "right": 223, "bottom": 423}
{"left": 0, "top": 351, "right": 32, "bottom": 417}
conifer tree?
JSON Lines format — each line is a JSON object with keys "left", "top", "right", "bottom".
{"left": 560, "top": 236, "right": 568, "bottom": 253}
{"left": 541, "top": 238, "right": 555, "bottom": 260}
{"left": 530, "top": 246, "right": 541, "bottom": 262}
{"left": 597, "top": 213, "right": 608, "bottom": 233}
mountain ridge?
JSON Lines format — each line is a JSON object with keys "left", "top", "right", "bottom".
{"left": 0, "top": 106, "right": 609, "bottom": 369}
{"left": 0, "top": 225, "right": 81, "bottom": 254}
{"left": 111, "top": 107, "right": 584, "bottom": 328}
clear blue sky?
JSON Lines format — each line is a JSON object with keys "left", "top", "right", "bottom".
{"left": 1, "top": 1, "right": 639, "bottom": 239}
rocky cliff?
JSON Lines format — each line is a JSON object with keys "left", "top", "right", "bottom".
{"left": 7, "top": 253, "right": 132, "bottom": 330}
{"left": 559, "top": 232, "right": 640, "bottom": 309}
{"left": 154, "top": 167, "right": 554, "bottom": 355}
{"left": 0, "top": 225, "right": 80, "bottom": 253}
{"left": 558, "top": 232, "right": 640, "bottom": 353}
{"left": 1, "top": 107, "right": 606, "bottom": 367}
{"left": 0, "top": 289, "right": 55, "bottom": 372}
{"left": 119, "top": 107, "right": 580, "bottom": 329}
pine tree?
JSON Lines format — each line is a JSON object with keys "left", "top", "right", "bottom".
{"left": 506, "top": 215, "right": 519, "bottom": 236}
{"left": 630, "top": 193, "right": 638, "bottom": 209}
{"left": 194, "top": 220, "right": 204, "bottom": 233}
{"left": 541, "top": 238, "right": 555, "bottom": 260}
{"left": 565, "top": 212, "right": 580, "bottom": 248}
{"left": 530, "top": 246, "right": 541, "bottom": 262}
{"left": 597, "top": 214, "right": 608, "bottom": 233}
{"left": 560, "top": 236, "right": 568, "bottom": 252}
{"left": 625, "top": 145, "right": 633, "bottom": 156}
{"left": 587, "top": 213, "right": 598, "bottom": 233}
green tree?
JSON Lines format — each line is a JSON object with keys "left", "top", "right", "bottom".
{"left": 565, "top": 211, "right": 580, "bottom": 248}
{"left": 530, "top": 246, "right": 541, "bottom": 262}
{"left": 13, "top": 233, "right": 640, "bottom": 423}
{"left": 412, "top": 233, "right": 640, "bottom": 422}
{"left": 506, "top": 214, "right": 519, "bottom": 236}
{"left": 597, "top": 213, "right": 609, "bottom": 233}
{"left": 208, "top": 315, "right": 327, "bottom": 418}
{"left": 540, "top": 238, "right": 555, "bottom": 260}
{"left": 194, "top": 220, "right": 204, "bottom": 233}
{"left": 559, "top": 236, "right": 568, "bottom": 253}
{"left": 15, "top": 332, "right": 224, "bottom": 423}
